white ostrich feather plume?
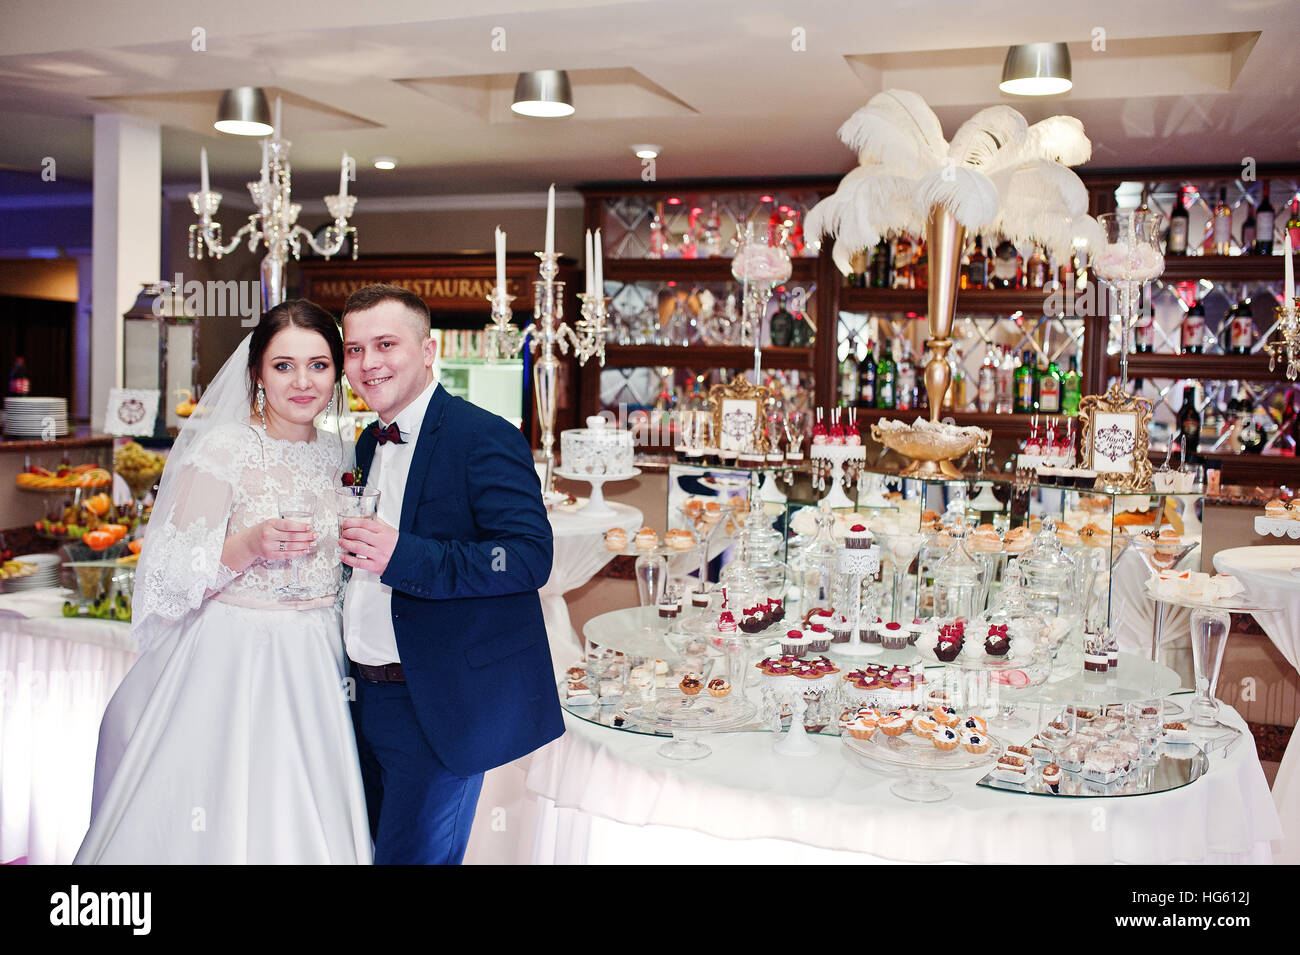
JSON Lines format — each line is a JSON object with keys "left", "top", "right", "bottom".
{"left": 808, "top": 89, "right": 1099, "bottom": 274}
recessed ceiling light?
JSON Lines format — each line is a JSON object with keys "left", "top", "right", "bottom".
{"left": 372, "top": 157, "right": 397, "bottom": 170}
{"left": 511, "top": 70, "right": 575, "bottom": 118}
{"left": 999, "top": 42, "right": 1073, "bottom": 96}
{"left": 214, "top": 86, "right": 273, "bottom": 136}
{"left": 631, "top": 144, "right": 660, "bottom": 159}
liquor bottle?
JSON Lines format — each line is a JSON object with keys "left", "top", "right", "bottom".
{"left": 1254, "top": 183, "right": 1275, "bottom": 255}
{"left": 870, "top": 240, "right": 893, "bottom": 288}
{"left": 893, "top": 235, "right": 914, "bottom": 289}
{"left": 897, "top": 342, "right": 916, "bottom": 411}
{"left": 839, "top": 342, "right": 858, "bottom": 408}
{"left": 1181, "top": 292, "right": 1206, "bottom": 354}
{"left": 1038, "top": 357, "right": 1062, "bottom": 413}
{"left": 1288, "top": 198, "right": 1300, "bottom": 249}
{"left": 949, "top": 352, "right": 967, "bottom": 411}
{"left": 1133, "top": 303, "right": 1155, "bottom": 353}
{"left": 768, "top": 291, "right": 794, "bottom": 347}
{"left": 7, "top": 357, "right": 30, "bottom": 396}
{"left": 1228, "top": 297, "right": 1254, "bottom": 355}
{"left": 848, "top": 248, "right": 868, "bottom": 288}
{"left": 977, "top": 350, "right": 996, "bottom": 412}
{"left": 875, "top": 342, "right": 897, "bottom": 410}
{"left": 995, "top": 347, "right": 1015, "bottom": 414}
{"left": 913, "top": 239, "right": 928, "bottom": 290}
{"left": 1212, "top": 188, "right": 1232, "bottom": 255}
{"left": 1013, "top": 351, "right": 1035, "bottom": 414}
{"left": 680, "top": 207, "right": 700, "bottom": 259}
{"left": 1167, "top": 187, "right": 1190, "bottom": 255}
{"left": 1241, "top": 202, "right": 1257, "bottom": 253}
{"left": 1025, "top": 245, "right": 1049, "bottom": 290}
{"left": 1176, "top": 385, "right": 1202, "bottom": 463}
{"left": 990, "top": 238, "right": 1022, "bottom": 289}
{"left": 649, "top": 202, "right": 667, "bottom": 258}
{"left": 701, "top": 200, "right": 723, "bottom": 258}
{"left": 789, "top": 297, "right": 814, "bottom": 347}
{"left": 967, "top": 237, "right": 988, "bottom": 290}
{"left": 857, "top": 339, "right": 877, "bottom": 408}
{"left": 1061, "top": 355, "right": 1081, "bottom": 416}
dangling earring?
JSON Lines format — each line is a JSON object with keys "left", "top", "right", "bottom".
{"left": 256, "top": 383, "right": 267, "bottom": 431}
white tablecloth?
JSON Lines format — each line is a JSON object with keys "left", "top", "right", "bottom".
{"left": 0, "top": 592, "right": 137, "bottom": 864}
{"left": 540, "top": 502, "right": 643, "bottom": 675}
{"left": 1213, "top": 545, "right": 1300, "bottom": 864}
{"left": 520, "top": 704, "right": 1280, "bottom": 864}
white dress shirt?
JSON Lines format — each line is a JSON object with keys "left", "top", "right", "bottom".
{"left": 344, "top": 377, "right": 439, "bottom": 666}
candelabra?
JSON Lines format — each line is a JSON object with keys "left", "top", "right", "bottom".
{"left": 188, "top": 137, "right": 358, "bottom": 310}
{"left": 1264, "top": 297, "right": 1300, "bottom": 381}
{"left": 484, "top": 253, "right": 608, "bottom": 496}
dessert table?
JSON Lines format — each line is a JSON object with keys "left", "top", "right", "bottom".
{"left": 541, "top": 501, "right": 643, "bottom": 675}
{"left": 521, "top": 700, "right": 1280, "bottom": 864}
{"left": 0, "top": 590, "right": 138, "bottom": 865}
{"left": 1213, "top": 545, "right": 1300, "bottom": 864}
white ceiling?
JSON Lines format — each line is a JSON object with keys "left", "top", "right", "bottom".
{"left": 0, "top": 0, "right": 1298, "bottom": 198}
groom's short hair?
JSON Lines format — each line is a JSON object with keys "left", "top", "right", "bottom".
{"left": 342, "top": 284, "right": 431, "bottom": 339}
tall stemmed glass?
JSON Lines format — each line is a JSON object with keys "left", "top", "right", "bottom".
{"left": 277, "top": 491, "right": 317, "bottom": 600}
{"left": 884, "top": 531, "right": 924, "bottom": 622}
{"left": 1092, "top": 211, "right": 1165, "bottom": 392}
{"left": 1187, "top": 608, "right": 1236, "bottom": 744}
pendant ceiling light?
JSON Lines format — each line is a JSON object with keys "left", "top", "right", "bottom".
{"left": 214, "top": 86, "right": 273, "bottom": 135}
{"left": 999, "top": 43, "right": 1072, "bottom": 96}
{"left": 510, "top": 70, "right": 575, "bottom": 118}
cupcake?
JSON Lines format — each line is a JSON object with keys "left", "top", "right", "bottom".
{"left": 844, "top": 523, "right": 874, "bottom": 549}
{"left": 679, "top": 674, "right": 703, "bottom": 695}
{"left": 984, "top": 625, "right": 1010, "bottom": 657}
{"left": 880, "top": 714, "right": 909, "bottom": 737}
{"left": 960, "top": 715, "right": 988, "bottom": 735}
{"left": 847, "top": 718, "right": 878, "bottom": 740}
{"left": 863, "top": 617, "right": 883, "bottom": 644}
{"left": 781, "top": 629, "right": 809, "bottom": 656}
{"left": 830, "top": 614, "right": 853, "bottom": 644}
{"left": 807, "top": 608, "right": 835, "bottom": 629}
{"left": 906, "top": 619, "right": 925, "bottom": 645}
{"left": 804, "top": 624, "right": 832, "bottom": 654}
{"left": 879, "top": 621, "right": 908, "bottom": 650}
{"left": 634, "top": 527, "right": 659, "bottom": 551}
{"left": 932, "top": 726, "right": 961, "bottom": 751}
{"left": 962, "top": 731, "right": 992, "bottom": 754}
{"left": 604, "top": 527, "right": 628, "bottom": 551}
{"left": 1042, "top": 763, "right": 1063, "bottom": 792}
{"left": 707, "top": 677, "right": 732, "bottom": 698}
{"left": 934, "top": 637, "right": 963, "bottom": 663}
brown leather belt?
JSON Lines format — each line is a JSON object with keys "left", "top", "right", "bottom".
{"left": 355, "top": 662, "right": 405, "bottom": 683}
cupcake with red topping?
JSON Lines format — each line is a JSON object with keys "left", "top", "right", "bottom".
{"left": 844, "top": 523, "right": 874, "bottom": 549}
{"left": 781, "top": 629, "right": 809, "bottom": 656}
{"left": 804, "top": 623, "right": 832, "bottom": 654}
{"left": 879, "top": 621, "right": 908, "bottom": 650}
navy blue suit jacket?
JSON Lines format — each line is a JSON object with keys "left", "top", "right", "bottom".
{"left": 354, "top": 384, "right": 564, "bottom": 777}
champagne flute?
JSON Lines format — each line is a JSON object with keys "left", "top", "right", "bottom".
{"left": 276, "top": 492, "right": 316, "bottom": 600}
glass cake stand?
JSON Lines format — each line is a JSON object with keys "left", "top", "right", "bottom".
{"left": 553, "top": 467, "right": 641, "bottom": 517}
{"left": 842, "top": 727, "right": 1004, "bottom": 802}
{"left": 620, "top": 692, "right": 758, "bottom": 760}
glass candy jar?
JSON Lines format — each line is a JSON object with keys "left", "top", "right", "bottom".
{"left": 932, "top": 525, "right": 983, "bottom": 623}
{"left": 788, "top": 502, "right": 838, "bottom": 619}
{"left": 1018, "top": 517, "right": 1081, "bottom": 652}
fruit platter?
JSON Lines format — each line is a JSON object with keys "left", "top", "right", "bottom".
{"left": 15, "top": 462, "right": 113, "bottom": 490}
{"left": 34, "top": 491, "right": 141, "bottom": 543}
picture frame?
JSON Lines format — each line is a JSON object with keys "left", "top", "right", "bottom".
{"left": 1078, "top": 383, "right": 1153, "bottom": 491}
{"left": 708, "top": 378, "right": 770, "bottom": 453}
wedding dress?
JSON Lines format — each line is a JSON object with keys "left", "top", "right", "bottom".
{"left": 74, "top": 421, "right": 372, "bottom": 864}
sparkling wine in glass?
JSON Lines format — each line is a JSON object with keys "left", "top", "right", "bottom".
{"left": 277, "top": 492, "right": 316, "bottom": 600}
{"left": 334, "top": 486, "right": 380, "bottom": 566}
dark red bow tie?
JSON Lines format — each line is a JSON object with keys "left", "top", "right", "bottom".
{"left": 372, "top": 421, "right": 404, "bottom": 445}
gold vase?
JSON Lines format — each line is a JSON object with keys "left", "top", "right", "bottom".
{"left": 924, "top": 206, "right": 966, "bottom": 422}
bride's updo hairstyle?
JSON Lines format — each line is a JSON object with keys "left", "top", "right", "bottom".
{"left": 246, "top": 299, "right": 345, "bottom": 402}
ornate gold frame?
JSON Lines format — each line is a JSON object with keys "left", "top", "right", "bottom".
{"left": 709, "top": 377, "right": 771, "bottom": 453}
{"left": 1078, "top": 382, "right": 1153, "bottom": 492}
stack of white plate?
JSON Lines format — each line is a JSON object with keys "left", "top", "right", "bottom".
{"left": 3, "top": 397, "right": 69, "bottom": 438}
{"left": 3, "top": 553, "right": 63, "bottom": 592}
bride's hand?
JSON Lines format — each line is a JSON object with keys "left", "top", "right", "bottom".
{"left": 223, "top": 519, "right": 316, "bottom": 572}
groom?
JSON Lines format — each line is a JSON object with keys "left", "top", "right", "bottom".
{"left": 338, "top": 284, "right": 563, "bottom": 865}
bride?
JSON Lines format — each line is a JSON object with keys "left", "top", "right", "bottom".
{"left": 75, "top": 300, "right": 371, "bottom": 864}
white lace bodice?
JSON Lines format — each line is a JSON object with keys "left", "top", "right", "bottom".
{"left": 134, "top": 424, "right": 351, "bottom": 625}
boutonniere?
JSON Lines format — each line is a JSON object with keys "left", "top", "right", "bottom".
{"left": 341, "top": 465, "right": 366, "bottom": 487}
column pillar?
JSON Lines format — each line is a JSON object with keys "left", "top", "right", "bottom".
{"left": 91, "top": 114, "right": 160, "bottom": 429}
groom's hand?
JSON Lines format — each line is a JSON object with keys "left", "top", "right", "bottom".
{"left": 339, "top": 517, "right": 399, "bottom": 576}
